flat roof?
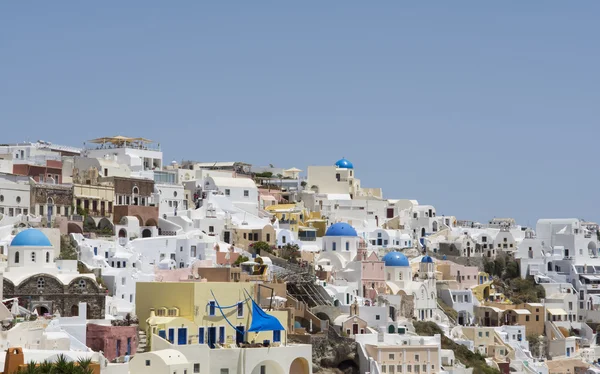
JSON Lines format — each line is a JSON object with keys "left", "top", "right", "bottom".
{"left": 547, "top": 308, "right": 568, "bottom": 315}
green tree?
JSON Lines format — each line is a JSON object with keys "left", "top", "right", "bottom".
{"left": 527, "top": 334, "right": 543, "bottom": 358}
{"left": 59, "top": 235, "right": 78, "bottom": 260}
{"left": 280, "top": 244, "right": 300, "bottom": 261}
{"left": 252, "top": 241, "right": 272, "bottom": 255}
{"left": 234, "top": 255, "right": 250, "bottom": 266}
{"left": 504, "top": 260, "right": 520, "bottom": 279}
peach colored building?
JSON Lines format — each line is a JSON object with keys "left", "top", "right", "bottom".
{"left": 356, "top": 334, "right": 442, "bottom": 374}
{"left": 436, "top": 260, "right": 479, "bottom": 289}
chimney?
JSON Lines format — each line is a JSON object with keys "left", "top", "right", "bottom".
{"left": 150, "top": 308, "right": 156, "bottom": 318}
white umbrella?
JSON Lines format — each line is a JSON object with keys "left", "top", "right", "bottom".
{"left": 10, "top": 301, "right": 19, "bottom": 316}
{"left": 266, "top": 296, "right": 287, "bottom": 302}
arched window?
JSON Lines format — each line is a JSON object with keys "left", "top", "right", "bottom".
{"left": 346, "top": 242, "right": 350, "bottom": 251}
{"left": 46, "top": 252, "right": 50, "bottom": 263}
{"left": 14, "top": 251, "right": 19, "bottom": 263}
{"left": 31, "top": 252, "right": 36, "bottom": 262}
{"left": 332, "top": 242, "right": 337, "bottom": 251}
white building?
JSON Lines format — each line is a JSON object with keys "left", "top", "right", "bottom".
{"left": 84, "top": 136, "right": 163, "bottom": 180}
{"left": 0, "top": 173, "right": 31, "bottom": 217}
{"left": 129, "top": 333, "right": 312, "bottom": 374}
{"left": 203, "top": 176, "right": 259, "bottom": 216}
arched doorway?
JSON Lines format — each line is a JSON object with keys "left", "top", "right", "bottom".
{"left": 290, "top": 357, "right": 310, "bottom": 374}
{"left": 37, "top": 306, "right": 49, "bottom": 316}
{"left": 421, "top": 228, "right": 426, "bottom": 237}
{"left": 432, "top": 221, "right": 438, "bottom": 232}
{"left": 67, "top": 223, "right": 83, "bottom": 234}
{"left": 142, "top": 229, "right": 152, "bottom": 238}
{"left": 388, "top": 325, "right": 396, "bottom": 333}
{"left": 71, "top": 304, "right": 79, "bottom": 316}
{"left": 548, "top": 261, "right": 552, "bottom": 272}
{"left": 250, "top": 360, "right": 285, "bottom": 374}
{"left": 118, "top": 229, "right": 127, "bottom": 238}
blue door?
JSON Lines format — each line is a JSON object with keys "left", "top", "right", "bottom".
{"left": 94, "top": 247, "right": 98, "bottom": 256}
{"left": 168, "top": 328, "right": 175, "bottom": 343}
{"left": 236, "top": 326, "right": 245, "bottom": 345}
{"left": 219, "top": 326, "right": 225, "bottom": 344}
{"left": 177, "top": 328, "right": 187, "bottom": 345}
{"left": 198, "top": 327, "right": 205, "bottom": 344}
{"left": 158, "top": 330, "right": 166, "bottom": 340}
{"left": 273, "top": 330, "right": 281, "bottom": 343}
{"left": 208, "top": 327, "right": 216, "bottom": 348}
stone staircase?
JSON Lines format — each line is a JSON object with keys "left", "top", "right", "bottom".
{"left": 137, "top": 330, "right": 147, "bottom": 353}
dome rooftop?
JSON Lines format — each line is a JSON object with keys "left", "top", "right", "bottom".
{"left": 335, "top": 158, "right": 354, "bottom": 169}
{"left": 382, "top": 251, "right": 409, "bottom": 267}
{"left": 11, "top": 229, "right": 52, "bottom": 247}
{"left": 325, "top": 223, "right": 358, "bottom": 237}
{"left": 421, "top": 255, "right": 434, "bottom": 263}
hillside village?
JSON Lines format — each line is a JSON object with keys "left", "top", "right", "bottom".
{"left": 0, "top": 136, "right": 598, "bottom": 374}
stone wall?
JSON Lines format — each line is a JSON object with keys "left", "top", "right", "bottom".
{"left": 31, "top": 184, "right": 73, "bottom": 206}
{"left": 3, "top": 274, "right": 106, "bottom": 319}
{"left": 112, "top": 177, "right": 154, "bottom": 197}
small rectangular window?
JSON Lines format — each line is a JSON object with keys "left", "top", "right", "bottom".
{"left": 145, "top": 360, "right": 151, "bottom": 366}
{"left": 244, "top": 190, "right": 249, "bottom": 197}
{"left": 237, "top": 302, "right": 243, "bottom": 317}
{"left": 209, "top": 301, "right": 216, "bottom": 316}
{"left": 225, "top": 189, "right": 230, "bottom": 196}
{"left": 194, "top": 364, "right": 200, "bottom": 373}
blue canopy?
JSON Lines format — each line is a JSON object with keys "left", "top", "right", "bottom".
{"left": 248, "top": 298, "right": 285, "bottom": 332}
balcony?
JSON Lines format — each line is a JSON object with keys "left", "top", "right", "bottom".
{"left": 279, "top": 219, "right": 298, "bottom": 225}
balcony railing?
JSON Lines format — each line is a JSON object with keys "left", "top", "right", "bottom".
{"left": 298, "top": 236, "right": 316, "bottom": 242}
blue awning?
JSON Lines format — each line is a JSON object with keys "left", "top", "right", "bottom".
{"left": 248, "top": 299, "right": 285, "bottom": 332}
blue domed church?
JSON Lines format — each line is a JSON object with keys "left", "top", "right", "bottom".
{"left": 317, "top": 222, "right": 362, "bottom": 269}
{"left": 3, "top": 229, "right": 106, "bottom": 318}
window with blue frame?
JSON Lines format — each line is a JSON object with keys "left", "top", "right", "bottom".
{"left": 209, "top": 301, "right": 216, "bottom": 316}
{"left": 237, "top": 302, "right": 243, "bottom": 318}
{"left": 198, "top": 327, "right": 205, "bottom": 344}
{"left": 219, "top": 326, "right": 225, "bottom": 344}
{"left": 273, "top": 330, "right": 281, "bottom": 342}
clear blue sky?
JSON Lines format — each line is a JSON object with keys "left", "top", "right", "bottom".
{"left": 1, "top": 2, "right": 599, "bottom": 226}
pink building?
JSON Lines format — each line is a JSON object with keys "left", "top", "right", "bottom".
{"left": 437, "top": 260, "right": 479, "bottom": 289}
{"left": 357, "top": 240, "right": 386, "bottom": 301}
{"left": 86, "top": 324, "right": 138, "bottom": 362}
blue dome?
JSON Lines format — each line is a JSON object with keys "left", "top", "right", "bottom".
{"left": 325, "top": 223, "right": 357, "bottom": 237}
{"left": 421, "top": 255, "right": 433, "bottom": 263}
{"left": 383, "top": 251, "right": 410, "bottom": 267}
{"left": 11, "top": 229, "right": 52, "bottom": 247}
{"left": 335, "top": 158, "right": 354, "bottom": 169}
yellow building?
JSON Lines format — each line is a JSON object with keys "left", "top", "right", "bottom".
{"left": 72, "top": 166, "right": 115, "bottom": 219}
{"left": 472, "top": 281, "right": 510, "bottom": 304}
{"left": 462, "top": 327, "right": 510, "bottom": 359}
{"left": 136, "top": 282, "right": 288, "bottom": 349}
{"left": 232, "top": 224, "right": 276, "bottom": 250}
{"left": 265, "top": 204, "right": 308, "bottom": 233}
